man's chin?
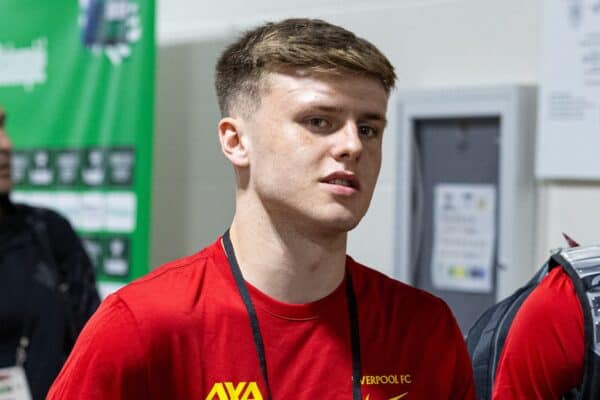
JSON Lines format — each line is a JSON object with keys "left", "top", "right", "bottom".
{"left": 0, "top": 181, "right": 12, "bottom": 195}
{"left": 318, "top": 214, "right": 363, "bottom": 234}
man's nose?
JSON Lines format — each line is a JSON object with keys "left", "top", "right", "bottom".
{"left": 331, "top": 122, "right": 362, "bottom": 161}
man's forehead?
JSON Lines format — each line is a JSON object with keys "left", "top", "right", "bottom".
{"left": 265, "top": 69, "right": 385, "bottom": 93}
{"left": 263, "top": 71, "right": 388, "bottom": 111}
{"left": 230, "top": 69, "right": 387, "bottom": 119}
{"left": 264, "top": 68, "right": 383, "bottom": 87}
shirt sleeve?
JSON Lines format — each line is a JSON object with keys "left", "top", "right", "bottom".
{"left": 492, "top": 268, "right": 584, "bottom": 399}
{"left": 47, "top": 294, "right": 150, "bottom": 399}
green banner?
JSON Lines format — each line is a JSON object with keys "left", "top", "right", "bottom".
{"left": 0, "top": 0, "right": 155, "bottom": 296}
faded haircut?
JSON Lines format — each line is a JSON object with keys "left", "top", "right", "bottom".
{"left": 215, "top": 18, "right": 396, "bottom": 117}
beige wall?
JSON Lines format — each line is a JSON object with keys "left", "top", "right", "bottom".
{"left": 151, "top": 39, "right": 234, "bottom": 267}
{"left": 535, "top": 183, "right": 600, "bottom": 266}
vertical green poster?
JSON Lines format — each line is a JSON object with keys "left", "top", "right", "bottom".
{"left": 0, "top": 0, "right": 155, "bottom": 297}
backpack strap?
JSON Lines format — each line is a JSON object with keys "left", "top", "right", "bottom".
{"left": 21, "top": 206, "right": 79, "bottom": 346}
{"left": 467, "top": 263, "right": 549, "bottom": 399}
{"left": 551, "top": 246, "right": 600, "bottom": 400}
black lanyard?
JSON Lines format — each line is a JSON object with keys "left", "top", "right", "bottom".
{"left": 222, "top": 230, "right": 362, "bottom": 400}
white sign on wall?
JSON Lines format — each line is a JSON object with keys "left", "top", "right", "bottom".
{"left": 431, "top": 184, "right": 496, "bottom": 293}
{"left": 536, "top": 0, "right": 600, "bottom": 180}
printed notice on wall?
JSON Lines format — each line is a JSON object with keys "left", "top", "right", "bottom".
{"left": 536, "top": 0, "right": 600, "bottom": 179}
{"left": 431, "top": 184, "right": 496, "bottom": 293}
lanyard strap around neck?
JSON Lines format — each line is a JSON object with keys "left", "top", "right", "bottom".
{"left": 222, "top": 230, "right": 362, "bottom": 400}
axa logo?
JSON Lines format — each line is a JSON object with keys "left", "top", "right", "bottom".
{"left": 205, "top": 382, "right": 264, "bottom": 400}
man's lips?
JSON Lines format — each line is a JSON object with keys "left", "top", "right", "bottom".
{"left": 320, "top": 171, "right": 360, "bottom": 191}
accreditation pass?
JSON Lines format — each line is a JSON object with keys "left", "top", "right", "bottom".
{"left": 0, "top": 366, "right": 32, "bottom": 400}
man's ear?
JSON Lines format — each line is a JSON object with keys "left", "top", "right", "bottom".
{"left": 218, "top": 117, "right": 250, "bottom": 167}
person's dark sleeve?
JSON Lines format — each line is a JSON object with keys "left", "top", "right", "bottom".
{"left": 492, "top": 268, "right": 584, "bottom": 399}
{"left": 44, "top": 210, "right": 101, "bottom": 336}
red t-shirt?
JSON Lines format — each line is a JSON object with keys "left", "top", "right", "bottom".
{"left": 492, "top": 267, "right": 584, "bottom": 399}
{"left": 48, "top": 238, "right": 475, "bottom": 399}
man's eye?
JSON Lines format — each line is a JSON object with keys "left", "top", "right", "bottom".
{"left": 306, "top": 118, "right": 330, "bottom": 129}
{"left": 358, "top": 125, "right": 378, "bottom": 138}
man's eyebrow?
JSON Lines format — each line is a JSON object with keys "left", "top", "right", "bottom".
{"left": 361, "top": 112, "right": 387, "bottom": 125}
{"left": 305, "top": 105, "right": 387, "bottom": 125}
{"left": 307, "top": 105, "right": 343, "bottom": 114}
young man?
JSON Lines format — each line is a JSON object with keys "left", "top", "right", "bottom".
{"left": 48, "top": 19, "right": 475, "bottom": 399}
{"left": 0, "top": 107, "right": 100, "bottom": 400}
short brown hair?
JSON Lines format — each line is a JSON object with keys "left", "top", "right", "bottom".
{"left": 215, "top": 18, "right": 396, "bottom": 117}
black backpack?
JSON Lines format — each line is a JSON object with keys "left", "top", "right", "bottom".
{"left": 466, "top": 245, "right": 600, "bottom": 400}
{"left": 19, "top": 204, "right": 100, "bottom": 349}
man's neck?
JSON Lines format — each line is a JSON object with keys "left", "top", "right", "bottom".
{"left": 228, "top": 211, "right": 348, "bottom": 304}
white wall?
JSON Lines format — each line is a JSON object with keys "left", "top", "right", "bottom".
{"left": 153, "top": 0, "right": 600, "bottom": 289}
{"left": 157, "top": 0, "right": 541, "bottom": 91}
{"left": 151, "top": 38, "right": 235, "bottom": 267}
{"left": 535, "top": 183, "right": 600, "bottom": 265}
